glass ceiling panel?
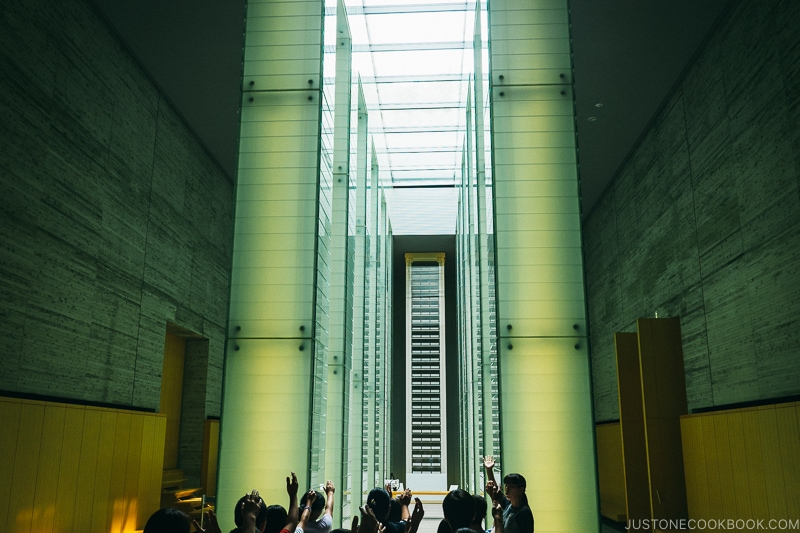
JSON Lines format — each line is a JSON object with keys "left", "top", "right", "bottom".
{"left": 335, "top": 0, "right": 486, "bottom": 235}
{"left": 363, "top": 13, "right": 468, "bottom": 44}
{"left": 385, "top": 187, "right": 459, "bottom": 235}
{"left": 382, "top": 131, "right": 461, "bottom": 149}
{"left": 380, "top": 108, "right": 463, "bottom": 129}
{"left": 389, "top": 151, "right": 459, "bottom": 169}
{"left": 389, "top": 171, "right": 457, "bottom": 183}
{"left": 375, "top": 80, "right": 463, "bottom": 105}
{"left": 370, "top": 50, "right": 467, "bottom": 77}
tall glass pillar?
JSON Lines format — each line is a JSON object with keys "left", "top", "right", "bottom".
{"left": 219, "top": 0, "right": 326, "bottom": 523}
{"left": 488, "top": 0, "right": 599, "bottom": 531}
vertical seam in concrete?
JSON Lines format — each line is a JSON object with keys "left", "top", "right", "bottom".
{"left": 131, "top": 93, "right": 162, "bottom": 407}
{"left": 681, "top": 84, "right": 715, "bottom": 408}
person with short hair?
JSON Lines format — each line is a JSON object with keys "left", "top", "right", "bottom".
{"left": 471, "top": 493, "right": 488, "bottom": 533}
{"left": 365, "top": 486, "right": 409, "bottom": 533}
{"left": 483, "top": 456, "right": 533, "bottom": 533}
{"left": 232, "top": 491, "right": 268, "bottom": 533}
{"left": 441, "top": 489, "right": 476, "bottom": 533}
{"left": 298, "top": 480, "right": 335, "bottom": 533}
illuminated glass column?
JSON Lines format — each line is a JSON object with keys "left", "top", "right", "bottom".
{"left": 473, "top": 2, "right": 498, "bottom": 484}
{"left": 488, "top": 1, "right": 599, "bottom": 531}
{"left": 378, "top": 193, "right": 392, "bottom": 479}
{"left": 220, "top": 0, "right": 325, "bottom": 521}
{"left": 364, "top": 148, "right": 379, "bottom": 490}
{"left": 321, "top": 1, "right": 353, "bottom": 515}
{"left": 456, "top": 3, "right": 499, "bottom": 494}
{"left": 347, "top": 82, "right": 368, "bottom": 518}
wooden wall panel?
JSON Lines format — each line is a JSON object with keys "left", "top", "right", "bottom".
{"left": 681, "top": 402, "right": 800, "bottom": 530}
{"left": 615, "top": 332, "right": 649, "bottom": 526}
{"left": 700, "top": 415, "right": 721, "bottom": 519}
{"left": 55, "top": 406, "right": 85, "bottom": 532}
{"left": 776, "top": 406, "right": 800, "bottom": 518}
{"left": 162, "top": 332, "right": 186, "bottom": 471}
{"left": 740, "top": 409, "right": 769, "bottom": 521}
{"left": 202, "top": 419, "right": 220, "bottom": 497}
{"left": 759, "top": 408, "right": 788, "bottom": 519}
{"left": 33, "top": 404, "right": 67, "bottom": 533}
{"left": 91, "top": 409, "right": 118, "bottom": 533}
{"left": 636, "top": 317, "right": 688, "bottom": 521}
{"left": 712, "top": 415, "right": 736, "bottom": 518}
{"left": 680, "top": 415, "right": 709, "bottom": 520}
{"left": 0, "top": 397, "right": 166, "bottom": 533}
{"left": 147, "top": 415, "right": 168, "bottom": 518}
{"left": 125, "top": 414, "right": 146, "bottom": 530}
{"left": 725, "top": 412, "right": 751, "bottom": 519}
{"left": 7, "top": 401, "right": 45, "bottom": 533}
{"left": 595, "top": 422, "right": 626, "bottom": 521}
{"left": 0, "top": 399, "right": 22, "bottom": 529}
{"left": 74, "top": 407, "right": 102, "bottom": 533}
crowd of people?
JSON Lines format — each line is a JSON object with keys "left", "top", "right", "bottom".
{"left": 143, "top": 457, "right": 533, "bottom": 533}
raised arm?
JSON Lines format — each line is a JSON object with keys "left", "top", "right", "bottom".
{"left": 297, "top": 490, "right": 317, "bottom": 533}
{"left": 483, "top": 456, "right": 497, "bottom": 485}
{"left": 490, "top": 500, "right": 504, "bottom": 533}
{"left": 397, "top": 489, "right": 412, "bottom": 522}
{"left": 240, "top": 490, "right": 264, "bottom": 533}
{"left": 405, "top": 497, "right": 425, "bottom": 533}
{"left": 285, "top": 472, "right": 300, "bottom": 533}
{"left": 324, "top": 480, "right": 336, "bottom": 517}
{"left": 357, "top": 505, "right": 379, "bottom": 533}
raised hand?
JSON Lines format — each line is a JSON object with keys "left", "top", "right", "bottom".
{"left": 397, "top": 488, "right": 412, "bottom": 506}
{"left": 483, "top": 455, "right": 496, "bottom": 470}
{"left": 287, "top": 472, "right": 299, "bottom": 497}
{"left": 305, "top": 489, "right": 317, "bottom": 506}
{"left": 485, "top": 480, "right": 499, "bottom": 501}
{"left": 357, "top": 504, "right": 379, "bottom": 533}
{"left": 405, "top": 497, "right": 425, "bottom": 533}
{"left": 241, "top": 489, "right": 263, "bottom": 521}
{"left": 491, "top": 500, "right": 505, "bottom": 533}
{"left": 325, "top": 480, "right": 336, "bottom": 494}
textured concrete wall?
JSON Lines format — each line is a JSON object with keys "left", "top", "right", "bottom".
{"left": 0, "top": 0, "right": 234, "bottom": 415}
{"left": 584, "top": 0, "right": 800, "bottom": 421}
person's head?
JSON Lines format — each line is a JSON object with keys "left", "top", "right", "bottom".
{"left": 442, "top": 489, "right": 475, "bottom": 531}
{"left": 366, "top": 487, "right": 393, "bottom": 521}
{"left": 234, "top": 493, "right": 269, "bottom": 531}
{"left": 144, "top": 508, "right": 191, "bottom": 533}
{"left": 470, "top": 494, "right": 487, "bottom": 530}
{"left": 264, "top": 504, "right": 288, "bottom": 533}
{"left": 300, "top": 489, "right": 325, "bottom": 519}
{"left": 502, "top": 473, "right": 527, "bottom": 507}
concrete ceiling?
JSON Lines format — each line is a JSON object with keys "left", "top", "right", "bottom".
{"left": 93, "top": 0, "right": 730, "bottom": 219}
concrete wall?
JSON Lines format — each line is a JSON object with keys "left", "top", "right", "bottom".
{"left": 0, "top": 0, "right": 234, "bottom": 423}
{"left": 583, "top": 0, "right": 800, "bottom": 421}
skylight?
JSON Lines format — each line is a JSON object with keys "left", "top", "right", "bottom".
{"left": 327, "top": 1, "right": 489, "bottom": 235}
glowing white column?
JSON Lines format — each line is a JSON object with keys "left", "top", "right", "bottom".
{"left": 323, "top": 3, "right": 353, "bottom": 512}
{"left": 489, "top": 0, "right": 599, "bottom": 531}
{"left": 220, "top": 0, "right": 324, "bottom": 526}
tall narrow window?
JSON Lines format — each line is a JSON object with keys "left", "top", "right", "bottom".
{"left": 405, "top": 252, "right": 447, "bottom": 489}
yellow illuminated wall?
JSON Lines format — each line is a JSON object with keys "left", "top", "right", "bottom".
{"left": 489, "top": 0, "right": 599, "bottom": 530}
{"left": 681, "top": 402, "right": 800, "bottom": 530}
{"left": 0, "top": 397, "right": 165, "bottom": 533}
